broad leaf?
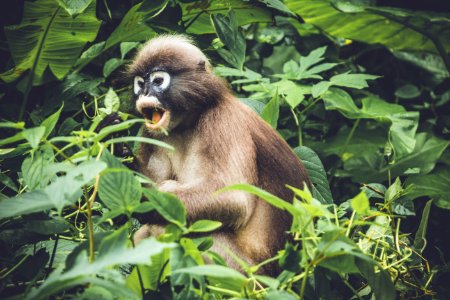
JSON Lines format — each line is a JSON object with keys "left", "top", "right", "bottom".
{"left": 0, "top": 190, "right": 54, "bottom": 219}
{"left": 212, "top": 11, "right": 246, "bottom": 70}
{"left": 105, "top": 3, "right": 156, "bottom": 50}
{"left": 2, "top": 0, "right": 100, "bottom": 84}
{"left": 286, "top": 0, "right": 450, "bottom": 55}
{"left": 56, "top": 0, "right": 93, "bottom": 16}
{"left": 261, "top": 92, "right": 279, "bottom": 128}
{"left": 344, "top": 133, "right": 449, "bottom": 183}
{"left": 323, "top": 90, "right": 419, "bottom": 158}
{"left": 98, "top": 151, "right": 142, "bottom": 213}
{"left": 142, "top": 189, "right": 186, "bottom": 227}
{"left": 173, "top": 265, "right": 247, "bottom": 292}
{"left": 406, "top": 167, "right": 450, "bottom": 209}
{"left": 293, "top": 146, "right": 333, "bottom": 204}
{"left": 181, "top": 0, "right": 271, "bottom": 35}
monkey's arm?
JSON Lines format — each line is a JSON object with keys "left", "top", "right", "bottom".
{"left": 159, "top": 178, "right": 256, "bottom": 229}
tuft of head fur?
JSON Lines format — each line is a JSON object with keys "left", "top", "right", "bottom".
{"left": 129, "top": 34, "right": 212, "bottom": 76}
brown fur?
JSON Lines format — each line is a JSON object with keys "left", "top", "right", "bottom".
{"left": 131, "top": 35, "right": 310, "bottom": 275}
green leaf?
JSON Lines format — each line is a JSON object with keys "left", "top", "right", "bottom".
{"left": 103, "top": 136, "right": 174, "bottom": 151}
{"left": 406, "top": 167, "right": 450, "bottom": 209}
{"left": 346, "top": 133, "right": 449, "bottom": 183}
{"left": 2, "top": 0, "right": 100, "bottom": 84}
{"left": 258, "top": 0, "right": 294, "bottom": 15}
{"left": 173, "top": 265, "right": 247, "bottom": 292}
{"left": 143, "top": 189, "right": 186, "bottom": 227}
{"left": 103, "top": 58, "right": 124, "bottom": 78}
{"left": 413, "top": 200, "right": 432, "bottom": 252}
{"left": 120, "top": 42, "right": 140, "bottom": 59}
{"left": 212, "top": 11, "right": 246, "bottom": 70}
{"left": 74, "top": 41, "right": 105, "bottom": 68}
{"left": 323, "top": 90, "right": 419, "bottom": 158}
{"left": 355, "top": 258, "right": 395, "bottom": 300}
{"left": 126, "top": 250, "right": 170, "bottom": 295}
{"left": 41, "top": 104, "right": 63, "bottom": 138}
{"left": 311, "top": 81, "right": 331, "bottom": 98}
{"left": 395, "top": 84, "right": 421, "bottom": 99}
{"left": 98, "top": 150, "right": 142, "bottom": 213}
{"left": 261, "top": 92, "right": 279, "bottom": 128}
{"left": 188, "top": 220, "right": 222, "bottom": 233}
{"left": 45, "top": 159, "right": 107, "bottom": 213}
{"left": 0, "top": 131, "right": 25, "bottom": 146}
{"left": 56, "top": 0, "right": 93, "bottom": 16}
{"left": 351, "top": 191, "right": 370, "bottom": 215}
{"left": 317, "top": 230, "right": 360, "bottom": 274}
{"left": 22, "top": 126, "right": 46, "bottom": 149}
{"left": 27, "top": 226, "right": 173, "bottom": 300}
{"left": 293, "top": 146, "right": 333, "bottom": 204}
{"left": 21, "top": 147, "right": 54, "bottom": 190}
{"left": 105, "top": 3, "right": 156, "bottom": 50}
{"left": 329, "top": 73, "right": 379, "bottom": 89}
{"left": 181, "top": 0, "right": 271, "bottom": 35}
{"left": 218, "top": 184, "right": 296, "bottom": 215}
{"left": 286, "top": 0, "right": 450, "bottom": 55}
{"left": 272, "top": 80, "right": 307, "bottom": 108}
{"left": 103, "top": 88, "right": 120, "bottom": 113}
{"left": 0, "top": 190, "right": 54, "bottom": 219}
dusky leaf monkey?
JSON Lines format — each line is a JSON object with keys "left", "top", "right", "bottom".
{"left": 129, "top": 35, "right": 310, "bottom": 275}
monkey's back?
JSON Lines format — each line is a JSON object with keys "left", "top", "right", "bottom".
{"left": 219, "top": 98, "right": 311, "bottom": 274}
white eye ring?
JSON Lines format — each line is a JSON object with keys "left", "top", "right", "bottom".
{"left": 134, "top": 76, "right": 144, "bottom": 95}
{"left": 150, "top": 71, "right": 170, "bottom": 90}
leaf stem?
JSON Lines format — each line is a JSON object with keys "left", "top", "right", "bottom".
{"left": 342, "top": 119, "right": 360, "bottom": 157}
{"left": 85, "top": 175, "right": 100, "bottom": 262}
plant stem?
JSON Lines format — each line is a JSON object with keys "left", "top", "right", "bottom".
{"left": 341, "top": 119, "right": 360, "bottom": 157}
{"left": 86, "top": 175, "right": 100, "bottom": 262}
{"left": 299, "top": 262, "right": 311, "bottom": 299}
{"left": 129, "top": 218, "right": 145, "bottom": 296}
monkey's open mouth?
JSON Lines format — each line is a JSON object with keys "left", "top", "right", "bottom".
{"left": 141, "top": 106, "right": 170, "bottom": 130}
{"left": 136, "top": 96, "right": 171, "bottom": 131}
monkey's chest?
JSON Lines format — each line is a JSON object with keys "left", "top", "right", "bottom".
{"left": 145, "top": 151, "right": 193, "bottom": 183}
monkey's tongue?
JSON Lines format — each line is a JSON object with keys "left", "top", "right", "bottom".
{"left": 152, "top": 110, "right": 162, "bottom": 124}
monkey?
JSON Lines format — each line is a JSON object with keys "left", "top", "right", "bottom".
{"left": 128, "top": 35, "right": 310, "bottom": 275}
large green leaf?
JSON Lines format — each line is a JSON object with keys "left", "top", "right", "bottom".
{"left": 323, "top": 89, "right": 419, "bottom": 158}
{"left": 286, "top": 0, "right": 450, "bottom": 55}
{"left": 212, "top": 11, "right": 246, "bottom": 70}
{"left": 98, "top": 150, "right": 142, "bottom": 214}
{"left": 293, "top": 146, "right": 333, "bottom": 204}
{"left": 27, "top": 226, "right": 174, "bottom": 300}
{"left": 105, "top": 3, "right": 156, "bottom": 50}
{"left": 0, "top": 159, "right": 106, "bottom": 218}
{"left": 406, "top": 167, "right": 450, "bottom": 210}
{"left": 180, "top": 0, "right": 271, "bottom": 34}
{"left": 2, "top": 0, "right": 100, "bottom": 84}
{"left": 344, "top": 133, "right": 449, "bottom": 183}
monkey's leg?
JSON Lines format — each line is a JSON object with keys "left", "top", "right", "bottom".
{"left": 206, "top": 233, "right": 255, "bottom": 273}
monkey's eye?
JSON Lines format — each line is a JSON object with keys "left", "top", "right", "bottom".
{"left": 150, "top": 71, "right": 170, "bottom": 90}
{"left": 134, "top": 76, "right": 144, "bottom": 95}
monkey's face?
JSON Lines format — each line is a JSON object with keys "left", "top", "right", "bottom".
{"left": 133, "top": 70, "right": 174, "bottom": 132}
{"left": 130, "top": 36, "right": 225, "bottom": 134}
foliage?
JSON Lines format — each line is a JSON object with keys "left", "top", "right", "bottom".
{"left": 1, "top": 0, "right": 449, "bottom": 299}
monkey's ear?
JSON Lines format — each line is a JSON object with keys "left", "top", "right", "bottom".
{"left": 197, "top": 60, "right": 206, "bottom": 71}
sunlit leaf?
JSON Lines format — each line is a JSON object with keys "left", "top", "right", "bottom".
{"left": 2, "top": 0, "right": 100, "bottom": 84}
